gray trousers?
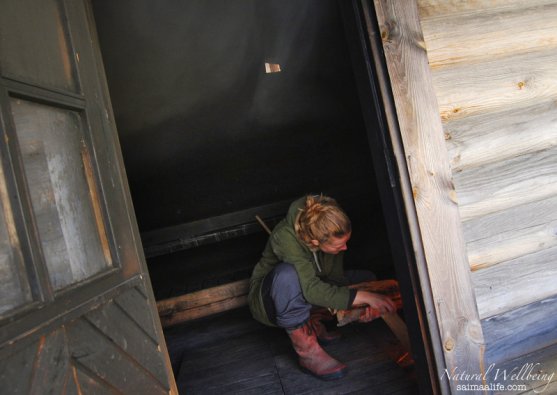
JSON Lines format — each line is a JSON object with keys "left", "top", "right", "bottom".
{"left": 261, "top": 262, "right": 375, "bottom": 329}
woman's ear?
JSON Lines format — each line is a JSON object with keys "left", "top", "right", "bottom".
{"left": 310, "top": 239, "right": 320, "bottom": 247}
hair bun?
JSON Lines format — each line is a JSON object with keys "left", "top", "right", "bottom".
{"left": 296, "top": 195, "right": 350, "bottom": 247}
{"left": 304, "top": 196, "right": 324, "bottom": 222}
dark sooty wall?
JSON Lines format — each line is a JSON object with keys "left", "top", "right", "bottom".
{"left": 92, "top": 0, "right": 380, "bottom": 229}
{"left": 92, "top": 0, "right": 394, "bottom": 294}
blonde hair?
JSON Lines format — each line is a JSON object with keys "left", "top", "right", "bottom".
{"left": 295, "top": 195, "right": 351, "bottom": 248}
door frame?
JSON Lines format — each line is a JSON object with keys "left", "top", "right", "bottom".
{"left": 338, "top": 1, "right": 439, "bottom": 393}
{"left": 341, "top": 1, "right": 487, "bottom": 394}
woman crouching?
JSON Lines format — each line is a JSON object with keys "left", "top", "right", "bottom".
{"left": 248, "top": 195, "right": 395, "bottom": 380}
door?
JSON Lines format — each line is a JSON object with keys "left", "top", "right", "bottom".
{"left": 0, "top": 0, "right": 177, "bottom": 393}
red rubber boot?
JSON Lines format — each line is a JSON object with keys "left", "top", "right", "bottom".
{"left": 287, "top": 323, "right": 347, "bottom": 380}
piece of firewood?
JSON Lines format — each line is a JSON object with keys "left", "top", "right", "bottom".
{"left": 335, "top": 280, "right": 402, "bottom": 326}
{"left": 334, "top": 279, "right": 414, "bottom": 368}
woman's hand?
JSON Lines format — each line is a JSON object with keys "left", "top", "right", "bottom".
{"left": 353, "top": 290, "right": 396, "bottom": 322}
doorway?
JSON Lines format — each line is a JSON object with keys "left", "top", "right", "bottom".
{"left": 91, "top": 0, "right": 434, "bottom": 393}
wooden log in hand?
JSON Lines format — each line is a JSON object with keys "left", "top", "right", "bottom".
{"left": 335, "top": 279, "right": 414, "bottom": 368}
{"left": 335, "top": 279, "right": 402, "bottom": 326}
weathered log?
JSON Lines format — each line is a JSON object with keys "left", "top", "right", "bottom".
{"left": 418, "top": 0, "right": 557, "bottom": 19}
{"left": 157, "top": 279, "right": 249, "bottom": 327}
{"left": 420, "top": 1, "right": 557, "bottom": 69}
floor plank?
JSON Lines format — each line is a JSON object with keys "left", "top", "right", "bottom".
{"left": 165, "top": 307, "right": 418, "bottom": 394}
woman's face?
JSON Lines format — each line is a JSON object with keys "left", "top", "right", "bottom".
{"left": 316, "top": 232, "right": 351, "bottom": 254}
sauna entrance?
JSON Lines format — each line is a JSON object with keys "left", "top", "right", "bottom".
{"left": 92, "top": 0, "right": 432, "bottom": 393}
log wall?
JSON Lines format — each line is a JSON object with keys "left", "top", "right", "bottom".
{"left": 417, "top": 0, "right": 557, "bottom": 365}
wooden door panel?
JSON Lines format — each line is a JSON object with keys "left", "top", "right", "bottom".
{"left": 28, "top": 329, "right": 70, "bottom": 394}
{"left": 0, "top": 0, "right": 177, "bottom": 392}
{"left": 10, "top": 97, "right": 113, "bottom": 290}
{"left": 0, "top": 157, "right": 32, "bottom": 314}
{"left": 67, "top": 320, "right": 168, "bottom": 394}
{"left": 0, "top": 0, "right": 79, "bottom": 93}
{"left": 72, "top": 366, "right": 118, "bottom": 395}
{"left": 0, "top": 337, "right": 37, "bottom": 394}
{"left": 0, "top": 331, "right": 71, "bottom": 394}
{"left": 113, "top": 287, "right": 159, "bottom": 342}
{"left": 0, "top": 284, "right": 171, "bottom": 394}
{"left": 84, "top": 302, "right": 168, "bottom": 385}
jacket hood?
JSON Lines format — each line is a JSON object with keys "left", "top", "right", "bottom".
{"left": 284, "top": 196, "right": 306, "bottom": 230}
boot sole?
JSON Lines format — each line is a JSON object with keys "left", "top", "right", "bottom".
{"left": 300, "top": 366, "right": 348, "bottom": 381}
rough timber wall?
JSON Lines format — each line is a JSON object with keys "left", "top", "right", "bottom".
{"left": 418, "top": 0, "right": 557, "bottom": 364}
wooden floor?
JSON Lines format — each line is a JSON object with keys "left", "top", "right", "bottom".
{"left": 164, "top": 307, "right": 419, "bottom": 395}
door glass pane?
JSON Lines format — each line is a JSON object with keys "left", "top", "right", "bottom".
{"left": 10, "top": 98, "right": 112, "bottom": 291}
{"left": 0, "top": 0, "right": 78, "bottom": 93}
{"left": 0, "top": 159, "right": 32, "bottom": 315}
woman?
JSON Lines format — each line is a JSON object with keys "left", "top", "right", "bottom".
{"left": 248, "top": 195, "right": 395, "bottom": 380}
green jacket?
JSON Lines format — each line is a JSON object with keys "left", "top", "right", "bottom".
{"left": 248, "top": 197, "right": 356, "bottom": 326}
